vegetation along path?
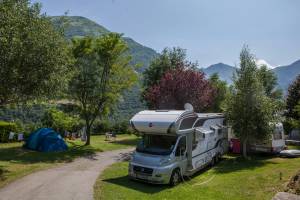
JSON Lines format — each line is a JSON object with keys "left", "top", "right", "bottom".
{"left": 0, "top": 148, "right": 134, "bottom": 200}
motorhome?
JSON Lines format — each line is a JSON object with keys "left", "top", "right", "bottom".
{"left": 229, "top": 123, "right": 286, "bottom": 154}
{"left": 128, "top": 107, "right": 228, "bottom": 186}
{"left": 249, "top": 123, "right": 286, "bottom": 153}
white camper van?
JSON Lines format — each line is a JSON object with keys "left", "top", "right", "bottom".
{"left": 249, "top": 123, "right": 286, "bottom": 153}
{"left": 128, "top": 109, "right": 228, "bottom": 186}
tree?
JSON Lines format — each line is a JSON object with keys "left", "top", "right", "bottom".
{"left": 257, "top": 65, "right": 282, "bottom": 99}
{"left": 143, "top": 68, "right": 215, "bottom": 112}
{"left": 288, "top": 101, "right": 300, "bottom": 129}
{"left": 285, "top": 75, "right": 300, "bottom": 131}
{"left": 41, "top": 108, "right": 81, "bottom": 133}
{"left": 225, "top": 46, "right": 276, "bottom": 158}
{"left": 69, "top": 33, "right": 137, "bottom": 145}
{"left": 142, "top": 47, "right": 197, "bottom": 106}
{"left": 0, "top": 0, "right": 71, "bottom": 105}
{"left": 208, "top": 73, "right": 228, "bottom": 112}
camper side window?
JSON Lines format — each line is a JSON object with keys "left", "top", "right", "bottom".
{"left": 176, "top": 137, "right": 186, "bottom": 156}
{"left": 179, "top": 117, "right": 197, "bottom": 130}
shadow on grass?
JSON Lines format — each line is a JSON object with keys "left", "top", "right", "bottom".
{"left": 108, "top": 138, "right": 140, "bottom": 146}
{"left": 0, "top": 144, "right": 97, "bottom": 164}
{"left": 102, "top": 175, "right": 169, "bottom": 194}
{"left": 213, "top": 153, "right": 279, "bottom": 174}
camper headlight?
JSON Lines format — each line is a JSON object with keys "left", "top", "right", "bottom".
{"left": 160, "top": 157, "right": 172, "bottom": 166}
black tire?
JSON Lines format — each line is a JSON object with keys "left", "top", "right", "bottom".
{"left": 169, "top": 169, "right": 181, "bottom": 186}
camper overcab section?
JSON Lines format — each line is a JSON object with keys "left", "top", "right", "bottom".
{"left": 129, "top": 110, "right": 228, "bottom": 185}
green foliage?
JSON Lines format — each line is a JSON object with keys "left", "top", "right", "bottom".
{"left": 208, "top": 73, "right": 228, "bottom": 112}
{"left": 69, "top": 33, "right": 137, "bottom": 145}
{"left": 287, "top": 101, "right": 300, "bottom": 129}
{"left": 0, "top": 0, "right": 72, "bottom": 105}
{"left": 41, "top": 108, "right": 81, "bottom": 133}
{"left": 225, "top": 46, "right": 277, "bottom": 158}
{"left": 0, "top": 121, "right": 19, "bottom": 142}
{"left": 143, "top": 47, "right": 197, "bottom": 89}
{"left": 285, "top": 75, "right": 300, "bottom": 131}
{"left": 50, "top": 16, "right": 158, "bottom": 121}
{"left": 257, "top": 65, "right": 283, "bottom": 99}
{"left": 142, "top": 47, "right": 197, "bottom": 107}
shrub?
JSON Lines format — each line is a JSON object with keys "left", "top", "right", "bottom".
{"left": 41, "top": 108, "right": 81, "bottom": 133}
{"left": 112, "top": 121, "right": 132, "bottom": 134}
{"left": 0, "top": 121, "right": 18, "bottom": 142}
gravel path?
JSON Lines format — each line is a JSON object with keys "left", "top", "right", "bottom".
{"left": 0, "top": 148, "right": 133, "bottom": 200}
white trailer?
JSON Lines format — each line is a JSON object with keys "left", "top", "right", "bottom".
{"left": 128, "top": 108, "right": 228, "bottom": 186}
{"left": 249, "top": 123, "right": 286, "bottom": 153}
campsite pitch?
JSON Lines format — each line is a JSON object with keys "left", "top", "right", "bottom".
{"left": 95, "top": 154, "right": 300, "bottom": 200}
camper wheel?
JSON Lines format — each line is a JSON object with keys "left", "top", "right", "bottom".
{"left": 169, "top": 168, "right": 181, "bottom": 186}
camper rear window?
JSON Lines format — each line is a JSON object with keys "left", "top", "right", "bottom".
{"left": 136, "top": 135, "right": 177, "bottom": 155}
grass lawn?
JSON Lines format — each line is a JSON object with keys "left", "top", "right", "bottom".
{"left": 0, "top": 134, "right": 139, "bottom": 188}
{"left": 95, "top": 154, "right": 300, "bottom": 200}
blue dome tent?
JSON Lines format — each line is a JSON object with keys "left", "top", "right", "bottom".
{"left": 24, "top": 128, "right": 68, "bottom": 152}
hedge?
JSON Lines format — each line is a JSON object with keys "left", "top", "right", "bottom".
{"left": 0, "top": 121, "right": 18, "bottom": 142}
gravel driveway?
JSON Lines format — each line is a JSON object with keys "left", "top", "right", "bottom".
{"left": 0, "top": 148, "right": 134, "bottom": 200}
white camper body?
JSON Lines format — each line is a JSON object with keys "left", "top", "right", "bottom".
{"left": 249, "top": 123, "right": 286, "bottom": 153}
{"left": 128, "top": 110, "right": 228, "bottom": 185}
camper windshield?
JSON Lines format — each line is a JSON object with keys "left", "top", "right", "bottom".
{"left": 136, "top": 134, "right": 177, "bottom": 155}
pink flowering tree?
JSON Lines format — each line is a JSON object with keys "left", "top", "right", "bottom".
{"left": 144, "top": 68, "right": 216, "bottom": 112}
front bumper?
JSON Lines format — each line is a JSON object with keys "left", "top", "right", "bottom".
{"left": 128, "top": 162, "right": 173, "bottom": 184}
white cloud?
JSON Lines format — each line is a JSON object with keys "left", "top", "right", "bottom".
{"left": 255, "top": 59, "right": 277, "bottom": 69}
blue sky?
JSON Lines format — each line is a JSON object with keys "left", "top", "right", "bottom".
{"left": 35, "top": 0, "right": 300, "bottom": 67}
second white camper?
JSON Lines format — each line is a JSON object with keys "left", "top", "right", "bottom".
{"left": 128, "top": 109, "right": 228, "bottom": 186}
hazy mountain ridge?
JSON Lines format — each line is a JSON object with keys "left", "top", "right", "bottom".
{"left": 202, "top": 60, "right": 300, "bottom": 92}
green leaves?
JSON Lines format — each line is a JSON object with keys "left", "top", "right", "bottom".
{"left": 0, "top": 0, "right": 72, "bottom": 105}
{"left": 69, "top": 33, "right": 137, "bottom": 144}
{"left": 225, "top": 46, "right": 279, "bottom": 157}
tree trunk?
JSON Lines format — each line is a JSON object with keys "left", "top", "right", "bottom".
{"left": 85, "top": 124, "right": 91, "bottom": 146}
{"left": 242, "top": 138, "right": 248, "bottom": 158}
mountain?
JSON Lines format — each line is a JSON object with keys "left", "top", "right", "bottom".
{"left": 273, "top": 60, "right": 300, "bottom": 91}
{"left": 50, "top": 16, "right": 158, "bottom": 73}
{"left": 202, "top": 60, "right": 300, "bottom": 94}
{"left": 50, "top": 16, "right": 160, "bottom": 121}
{"left": 202, "top": 63, "right": 236, "bottom": 84}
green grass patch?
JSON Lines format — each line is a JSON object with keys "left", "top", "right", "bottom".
{"left": 0, "top": 134, "right": 139, "bottom": 188}
{"left": 95, "top": 155, "right": 300, "bottom": 200}
{"left": 288, "top": 145, "right": 300, "bottom": 150}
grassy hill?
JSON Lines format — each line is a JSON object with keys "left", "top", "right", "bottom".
{"left": 50, "top": 16, "right": 158, "bottom": 73}
{"left": 50, "top": 16, "right": 159, "bottom": 122}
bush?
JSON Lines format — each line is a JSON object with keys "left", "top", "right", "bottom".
{"left": 92, "top": 120, "right": 132, "bottom": 135}
{"left": 41, "top": 108, "right": 81, "bottom": 133}
{"left": 0, "top": 121, "right": 19, "bottom": 142}
{"left": 92, "top": 119, "right": 112, "bottom": 135}
{"left": 112, "top": 121, "right": 132, "bottom": 134}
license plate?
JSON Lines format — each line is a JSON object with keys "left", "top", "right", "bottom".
{"left": 136, "top": 173, "right": 148, "bottom": 180}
